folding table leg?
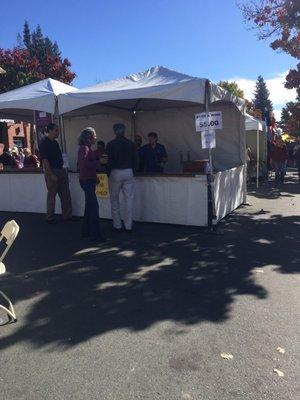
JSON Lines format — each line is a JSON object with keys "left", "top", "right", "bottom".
{"left": 0, "top": 291, "right": 17, "bottom": 323}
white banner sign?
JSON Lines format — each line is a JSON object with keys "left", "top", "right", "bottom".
{"left": 201, "top": 130, "right": 216, "bottom": 149}
{"left": 195, "top": 111, "right": 223, "bottom": 132}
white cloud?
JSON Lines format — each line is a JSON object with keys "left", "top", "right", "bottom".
{"left": 226, "top": 71, "right": 297, "bottom": 121}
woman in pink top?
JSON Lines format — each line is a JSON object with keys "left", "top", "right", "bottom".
{"left": 77, "top": 127, "right": 107, "bottom": 242}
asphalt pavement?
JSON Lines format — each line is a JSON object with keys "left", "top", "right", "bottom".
{"left": 0, "top": 171, "right": 299, "bottom": 400}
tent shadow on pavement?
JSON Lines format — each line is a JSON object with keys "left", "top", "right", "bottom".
{"left": 247, "top": 170, "right": 299, "bottom": 200}
{"left": 0, "top": 194, "right": 298, "bottom": 350}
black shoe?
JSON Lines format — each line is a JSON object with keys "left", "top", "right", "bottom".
{"left": 46, "top": 219, "right": 57, "bottom": 224}
{"left": 64, "top": 216, "right": 77, "bottom": 222}
{"left": 90, "top": 235, "right": 106, "bottom": 243}
{"left": 112, "top": 227, "right": 123, "bottom": 233}
{"left": 124, "top": 229, "right": 132, "bottom": 233}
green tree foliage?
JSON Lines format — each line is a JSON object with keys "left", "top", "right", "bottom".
{"left": 241, "top": 0, "right": 299, "bottom": 130}
{"left": 0, "top": 22, "right": 75, "bottom": 93}
{"left": 252, "top": 76, "right": 273, "bottom": 114}
{"left": 285, "top": 63, "right": 300, "bottom": 100}
{"left": 21, "top": 22, "right": 62, "bottom": 61}
{"left": 23, "top": 21, "right": 31, "bottom": 49}
{"left": 279, "top": 101, "right": 300, "bottom": 136}
{"left": 217, "top": 81, "right": 245, "bottom": 98}
{"left": 279, "top": 103, "right": 292, "bottom": 129}
{"left": 241, "top": 1, "right": 300, "bottom": 59}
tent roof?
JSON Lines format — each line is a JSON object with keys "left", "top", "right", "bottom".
{"left": 0, "top": 78, "right": 77, "bottom": 120}
{"left": 58, "top": 66, "right": 246, "bottom": 115}
{"left": 245, "top": 114, "right": 264, "bottom": 131}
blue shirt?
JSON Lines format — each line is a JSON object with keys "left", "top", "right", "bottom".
{"left": 139, "top": 143, "right": 167, "bottom": 173}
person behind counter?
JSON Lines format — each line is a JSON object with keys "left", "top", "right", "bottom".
{"left": 23, "top": 147, "right": 40, "bottom": 168}
{"left": 139, "top": 132, "right": 168, "bottom": 174}
{"left": 11, "top": 147, "right": 22, "bottom": 169}
{"left": 94, "top": 140, "right": 106, "bottom": 159}
{"left": 106, "top": 123, "right": 138, "bottom": 232}
{"left": 0, "top": 143, "right": 18, "bottom": 169}
{"left": 94, "top": 140, "right": 107, "bottom": 172}
{"left": 134, "top": 134, "right": 143, "bottom": 151}
{"left": 39, "top": 123, "right": 73, "bottom": 223}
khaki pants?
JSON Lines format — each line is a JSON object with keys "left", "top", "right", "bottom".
{"left": 109, "top": 169, "right": 135, "bottom": 230}
{"left": 44, "top": 168, "right": 72, "bottom": 221}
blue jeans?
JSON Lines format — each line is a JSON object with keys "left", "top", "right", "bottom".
{"left": 273, "top": 162, "right": 286, "bottom": 183}
{"left": 80, "top": 179, "right": 101, "bottom": 239}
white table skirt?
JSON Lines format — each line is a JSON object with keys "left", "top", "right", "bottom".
{"left": 0, "top": 166, "right": 246, "bottom": 226}
{"left": 0, "top": 173, "right": 208, "bottom": 226}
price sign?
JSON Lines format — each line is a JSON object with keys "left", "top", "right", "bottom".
{"left": 95, "top": 174, "right": 109, "bottom": 198}
{"left": 195, "top": 111, "right": 223, "bottom": 132}
{"left": 201, "top": 130, "right": 216, "bottom": 149}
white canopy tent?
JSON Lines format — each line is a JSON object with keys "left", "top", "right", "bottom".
{"left": 0, "top": 78, "right": 77, "bottom": 151}
{"left": 0, "top": 78, "right": 77, "bottom": 122}
{"left": 56, "top": 67, "right": 247, "bottom": 226}
{"left": 59, "top": 66, "right": 245, "bottom": 115}
{"left": 245, "top": 114, "right": 263, "bottom": 131}
{"left": 245, "top": 114, "right": 266, "bottom": 187}
{"left": 59, "top": 66, "right": 246, "bottom": 173}
{"left": 0, "top": 68, "right": 247, "bottom": 227}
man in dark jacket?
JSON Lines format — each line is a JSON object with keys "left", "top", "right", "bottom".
{"left": 106, "top": 123, "right": 138, "bottom": 232}
{"left": 139, "top": 132, "right": 168, "bottom": 173}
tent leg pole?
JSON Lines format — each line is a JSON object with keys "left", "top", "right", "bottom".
{"left": 33, "top": 110, "right": 37, "bottom": 152}
{"left": 204, "top": 80, "right": 217, "bottom": 230}
{"left": 256, "top": 127, "right": 259, "bottom": 188}
{"left": 131, "top": 110, "right": 137, "bottom": 140}
{"left": 61, "top": 116, "right": 67, "bottom": 153}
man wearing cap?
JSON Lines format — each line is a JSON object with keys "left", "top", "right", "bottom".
{"left": 106, "top": 123, "right": 139, "bottom": 232}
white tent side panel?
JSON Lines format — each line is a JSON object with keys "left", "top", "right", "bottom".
{"left": 63, "top": 111, "right": 132, "bottom": 171}
{"left": 214, "top": 165, "right": 246, "bottom": 222}
{"left": 63, "top": 104, "right": 245, "bottom": 173}
{"left": 245, "top": 115, "right": 263, "bottom": 131}
{"left": 136, "top": 104, "right": 245, "bottom": 172}
{"left": 246, "top": 131, "right": 266, "bottom": 160}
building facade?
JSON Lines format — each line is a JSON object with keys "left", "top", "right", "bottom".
{"left": 0, "top": 121, "right": 33, "bottom": 150}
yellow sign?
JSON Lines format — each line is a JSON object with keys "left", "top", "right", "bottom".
{"left": 95, "top": 174, "right": 109, "bottom": 198}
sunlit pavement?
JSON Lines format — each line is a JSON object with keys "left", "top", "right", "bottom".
{"left": 0, "top": 171, "right": 299, "bottom": 400}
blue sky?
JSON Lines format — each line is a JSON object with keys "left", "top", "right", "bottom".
{"left": 1, "top": 0, "right": 297, "bottom": 117}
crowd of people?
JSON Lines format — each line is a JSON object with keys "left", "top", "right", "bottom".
{"left": 269, "top": 136, "right": 300, "bottom": 184}
{"left": 246, "top": 136, "right": 300, "bottom": 185}
{"left": 0, "top": 144, "right": 40, "bottom": 169}
{"left": 2, "top": 121, "right": 299, "bottom": 242}
{"left": 37, "top": 122, "right": 169, "bottom": 243}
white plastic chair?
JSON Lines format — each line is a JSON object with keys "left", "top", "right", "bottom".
{"left": 0, "top": 220, "right": 20, "bottom": 323}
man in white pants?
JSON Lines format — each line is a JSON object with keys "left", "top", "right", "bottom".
{"left": 107, "top": 123, "right": 139, "bottom": 232}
